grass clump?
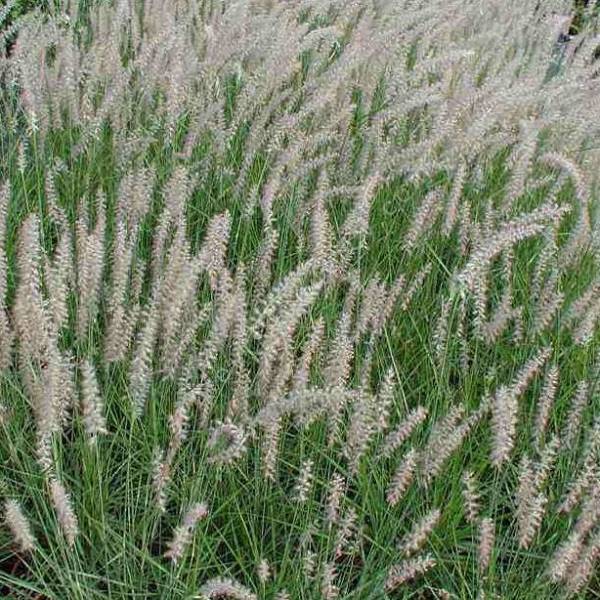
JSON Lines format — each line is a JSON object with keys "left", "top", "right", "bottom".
{"left": 1, "top": 1, "right": 600, "bottom": 599}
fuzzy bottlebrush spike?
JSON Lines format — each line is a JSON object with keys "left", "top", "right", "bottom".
{"left": 454, "top": 203, "right": 570, "bottom": 296}
{"left": 320, "top": 561, "right": 339, "bottom": 600}
{"left": 206, "top": 421, "right": 248, "bottom": 466}
{"left": 80, "top": 359, "right": 108, "bottom": 443}
{"left": 563, "top": 381, "right": 589, "bottom": 449}
{"left": 261, "top": 417, "right": 282, "bottom": 481}
{"left": 516, "top": 436, "right": 559, "bottom": 549}
{"left": 565, "top": 531, "right": 600, "bottom": 595}
{"left": 322, "top": 306, "right": 355, "bottom": 391}
{"left": 0, "top": 185, "right": 11, "bottom": 323}
{"left": 49, "top": 477, "right": 79, "bottom": 547}
{"left": 334, "top": 507, "right": 358, "bottom": 558}
{"left": 381, "top": 406, "right": 428, "bottom": 457}
{"left": 164, "top": 502, "right": 209, "bottom": 563}
{"left": 342, "top": 172, "right": 381, "bottom": 240}
{"left": 129, "top": 304, "right": 159, "bottom": 417}
{"left": 433, "top": 298, "right": 452, "bottom": 361}
{"left": 294, "top": 459, "right": 314, "bottom": 503}
{"left": 532, "top": 268, "right": 563, "bottom": 335}
{"left": 532, "top": 365, "right": 559, "bottom": 449}
{"left": 310, "top": 172, "right": 337, "bottom": 278}
{"left": 344, "top": 391, "right": 378, "bottom": 473}
{"left": 355, "top": 277, "right": 387, "bottom": 339}
{"left": 548, "top": 530, "right": 586, "bottom": 583}
{"left": 75, "top": 198, "right": 106, "bottom": 340}
{"left": 198, "top": 577, "right": 257, "bottom": 600}
{"left": 3, "top": 499, "right": 36, "bottom": 553}
{"left": 46, "top": 231, "right": 72, "bottom": 331}
{"left": 478, "top": 517, "right": 495, "bottom": 572}
{"left": 152, "top": 447, "right": 171, "bottom": 514}
{"left": 228, "top": 265, "right": 250, "bottom": 420}
{"left": 419, "top": 405, "right": 473, "bottom": 486}
{"left": 444, "top": 160, "right": 467, "bottom": 235}
{"left": 462, "top": 470, "right": 480, "bottom": 524}
{"left": 292, "top": 317, "right": 325, "bottom": 391}
{"left": 405, "top": 189, "right": 444, "bottom": 251}
{"left": 13, "top": 215, "right": 49, "bottom": 365}
{"left": 399, "top": 508, "right": 441, "bottom": 557}
{"left": 103, "top": 222, "right": 137, "bottom": 363}
{"left": 559, "top": 426, "right": 600, "bottom": 514}
{"left": 385, "top": 555, "right": 437, "bottom": 592}
{"left": 490, "top": 384, "right": 519, "bottom": 468}
{"left": 387, "top": 448, "right": 417, "bottom": 507}
{"left": 326, "top": 473, "right": 346, "bottom": 525}
{"left": 258, "top": 281, "right": 324, "bottom": 402}
{"left": 491, "top": 348, "right": 551, "bottom": 467}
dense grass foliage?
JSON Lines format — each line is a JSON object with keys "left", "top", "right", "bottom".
{"left": 1, "top": 1, "right": 600, "bottom": 599}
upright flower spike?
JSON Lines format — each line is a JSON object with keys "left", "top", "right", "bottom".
{"left": 462, "top": 470, "right": 480, "bottom": 524}
{"left": 399, "top": 508, "right": 441, "bottom": 557}
{"left": 164, "top": 502, "right": 209, "bottom": 563}
{"left": 3, "top": 499, "right": 36, "bottom": 553}
{"left": 326, "top": 473, "right": 346, "bottom": 525}
{"left": 491, "top": 348, "right": 551, "bottom": 467}
{"left": 478, "top": 517, "right": 495, "bottom": 572}
{"left": 49, "top": 477, "right": 79, "bottom": 547}
{"left": 385, "top": 555, "right": 437, "bottom": 592}
{"left": 532, "top": 364, "right": 559, "bottom": 449}
{"left": 387, "top": 448, "right": 417, "bottom": 507}
{"left": 80, "top": 359, "right": 108, "bottom": 443}
{"left": 294, "top": 459, "right": 314, "bottom": 503}
{"left": 129, "top": 304, "right": 159, "bottom": 417}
